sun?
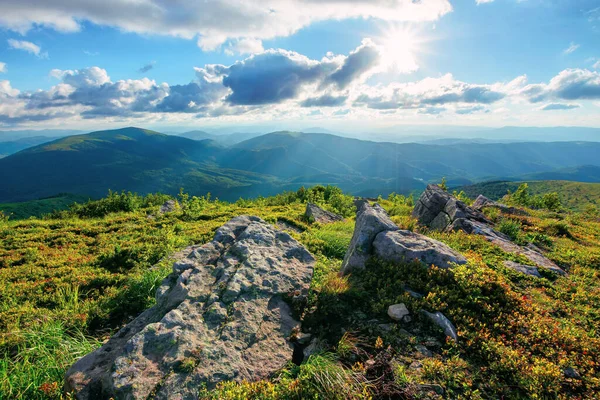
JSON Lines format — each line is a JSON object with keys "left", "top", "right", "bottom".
{"left": 378, "top": 28, "right": 420, "bottom": 73}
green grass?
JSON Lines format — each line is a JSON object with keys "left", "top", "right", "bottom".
{"left": 0, "top": 194, "right": 89, "bottom": 220}
{"left": 1, "top": 187, "right": 600, "bottom": 399}
{"left": 460, "top": 180, "right": 600, "bottom": 212}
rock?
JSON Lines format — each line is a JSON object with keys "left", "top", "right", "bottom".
{"left": 373, "top": 230, "right": 467, "bottom": 269}
{"left": 159, "top": 199, "right": 178, "bottom": 214}
{"left": 387, "top": 303, "right": 410, "bottom": 321}
{"left": 503, "top": 260, "right": 541, "bottom": 277}
{"left": 276, "top": 219, "right": 304, "bottom": 233}
{"left": 341, "top": 203, "right": 466, "bottom": 275}
{"left": 65, "top": 216, "right": 315, "bottom": 400}
{"left": 413, "top": 185, "right": 565, "bottom": 275}
{"left": 341, "top": 203, "right": 399, "bottom": 274}
{"left": 563, "top": 367, "right": 581, "bottom": 379}
{"left": 421, "top": 310, "right": 458, "bottom": 342}
{"left": 304, "top": 203, "right": 344, "bottom": 224}
{"left": 472, "top": 195, "right": 529, "bottom": 216}
{"left": 405, "top": 287, "right": 424, "bottom": 299}
{"left": 295, "top": 332, "right": 312, "bottom": 345}
{"left": 415, "top": 344, "right": 433, "bottom": 357}
{"left": 303, "top": 338, "right": 326, "bottom": 361}
{"left": 353, "top": 197, "right": 370, "bottom": 211}
{"left": 418, "top": 384, "right": 444, "bottom": 395}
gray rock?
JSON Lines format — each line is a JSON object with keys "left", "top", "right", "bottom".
{"left": 159, "top": 199, "right": 178, "bottom": 214}
{"left": 341, "top": 203, "right": 399, "bottom": 275}
{"left": 415, "top": 344, "right": 433, "bottom": 357}
{"left": 472, "top": 194, "right": 529, "bottom": 216}
{"left": 65, "top": 216, "right": 315, "bottom": 400}
{"left": 421, "top": 310, "right": 458, "bottom": 342}
{"left": 503, "top": 260, "right": 541, "bottom": 277}
{"left": 413, "top": 185, "right": 565, "bottom": 275}
{"left": 373, "top": 230, "right": 467, "bottom": 269}
{"left": 303, "top": 338, "right": 326, "bottom": 361}
{"left": 387, "top": 303, "right": 410, "bottom": 321}
{"left": 563, "top": 367, "right": 581, "bottom": 379}
{"left": 405, "top": 287, "right": 424, "bottom": 299}
{"left": 418, "top": 384, "right": 444, "bottom": 395}
{"left": 305, "top": 203, "right": 345, "bottom": 224}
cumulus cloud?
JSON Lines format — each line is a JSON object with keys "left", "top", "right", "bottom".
{"left": 326, "top": 39, "right": 381, "bottom": 89}
{"left": 563, "top": 42, "right": 580, "bottom": 55}
{"left": 300, "top": 94, "right": 348, "bottom": 107}
{"left": 211, "top": 49, "right": 340, "bottom": 105}
{"left": 7, "top": 39, "right": 47, "bottom": 58}
{"left": 0, "top": 62, "right": 6, "bottom": 73}
{"left": 225, "top": 38, "right": 264, "bottom": 56}
{"left": 138, "top": 62, "right": 156, "bottom": 73}
{"left": 353, "top": 74, "right": 506, "bottom": 111}
{"left": 521, "top": 69, "right": 600, "bottom": 102}
{"left": 0, "top": 1, "right": 452, "bottom": 51}
{"left": 476, "top": 0, "right": 495, "bottom": 4}
{"left": 540, "top": 103, "right": 581, "bottom": 111}
{"left": 593, "top": 60, "right": 600, "bottom": 69}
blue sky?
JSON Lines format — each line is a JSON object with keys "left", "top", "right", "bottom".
{"left": 0, "top": 0, "right": 599, "bottom": 132}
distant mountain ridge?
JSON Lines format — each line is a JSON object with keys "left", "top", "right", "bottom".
{"left": 1, "top": 127, "right": 600, "bottom": 203}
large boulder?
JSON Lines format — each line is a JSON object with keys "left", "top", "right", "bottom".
{"left": 65, "top": 216, "right": 315, "bottom": 400}
{"left": 413, "top": 185, "right": 565, "bottom": 275}
{"left": 304, "top": 203, "right": 344, "bottom": 224}
{"left": 341, "top": 203, "right": 466, "bottom": 275}
{"left": 373, "top": 230, "right": 467, "bottom": 270}
{"left": 341, "top": 203, "right": 399, "bottom": 274}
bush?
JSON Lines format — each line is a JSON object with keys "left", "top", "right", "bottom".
{"left": 507, "top": 184, "right": 562, "bottom": 211}
{"left": 497, "top": 218, "right": 523, "bottom": 242}
{"left": 68, "top": 191, "right": 172, "bottom": 218}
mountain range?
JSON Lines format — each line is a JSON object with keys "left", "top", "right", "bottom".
{"left": 1, "top": 127, "right": 600, "bottom": 203}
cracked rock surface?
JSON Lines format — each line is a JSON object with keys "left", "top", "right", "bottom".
{"left": 65, "top": 216, "right": 315, "bottom": 400}
{"left": 413, "top": 185, "right": 565, "bottom": 275}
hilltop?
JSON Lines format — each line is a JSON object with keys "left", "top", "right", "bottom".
{"left": 2, "top": 127, "right": 600, "bottom": 206}
{"left": 1, "top": 185, "right": 599, "bottom": 399}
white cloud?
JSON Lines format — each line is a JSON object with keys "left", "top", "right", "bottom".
{"left": 0, "top": 62, "right": 6, "bottom": 73}
{"left": 563, "top": 42, "right": 580, "bottom": 55}
{"left": 476, "top": 0, "right": 495, "bottom": 4}
{"left": 7, "top": 39, "right": 47, "bottom": 58}
{"left": 593, "top": 60, "right": 600, "bottom": 69}
{"left": 0, "top": 0, "right": 452, "bottom": 51}
{"left": 521, "top": 69, "right": 600, "bottom": 102}
{"left": 225, "top": 38, "right": 264, "bottom": 56}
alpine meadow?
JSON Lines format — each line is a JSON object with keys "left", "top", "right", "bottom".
{"left": 1, "top": 0, "right": 600, "bottom": 399}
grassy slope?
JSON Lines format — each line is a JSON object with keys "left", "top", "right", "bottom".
{"left": 1, "top": 190, "right": 600, "bottom": 399}
{"left": 0, "top": 194, "right": 89, "bottom": 220}
{"left": 459, "top": 180, "right": 600, "bottom": 211}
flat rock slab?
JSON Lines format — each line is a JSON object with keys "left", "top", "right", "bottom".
{"left": 504, "top": 260, "right": 541, "bottom": 277}
{"left": 65, "top": 216, "right": 315, "bottom": 400}
{"left": 413, "top": 185, "right": 565, "bottom": 275}
{"left": 304, "top": 203, "right": 344, "bottom": 224}
{"left": 373, "top": 230, "right": 467, "bottom": 270}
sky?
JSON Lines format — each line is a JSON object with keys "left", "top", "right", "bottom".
{"left": 0, "top": 0, "right": 599, "bottom": 132}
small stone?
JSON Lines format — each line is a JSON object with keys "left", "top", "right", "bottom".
{"left": 388, "top": 303, "right": 410, "bottom": 321}
{"left": 304, "top": 203, "right": 344, "bottom": 224}
{"left": 296, "top": 332, "right": 312, "bottom": 345}
{"left": 415, "top": 344, "right": 433, "bottom": 357}
{"left": 159, "top": 199, "right": 178, "bottom": 214}
{"left": 421, "top": 310, "right": 458, "bottom": 342}
{"left": 418, "top": 384, "right": 444, "bottom": 395}
{"left": 409, "top": 361, "right": 423, "bottom": 369}
{"left": 403, "top": 315, "right": 412, "bottom": 323}
{"left": 378, "top": 323, "right": 395, "bottom": 332}
{"left": 563, "top": 367, "right": 581, "bottom": 379}
{"left": 405, "top": 288, "right": 424, "bottom": 299}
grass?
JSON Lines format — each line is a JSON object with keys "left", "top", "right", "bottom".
{"left": 1, "top": 187, "right": 600, "bottom": 399}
